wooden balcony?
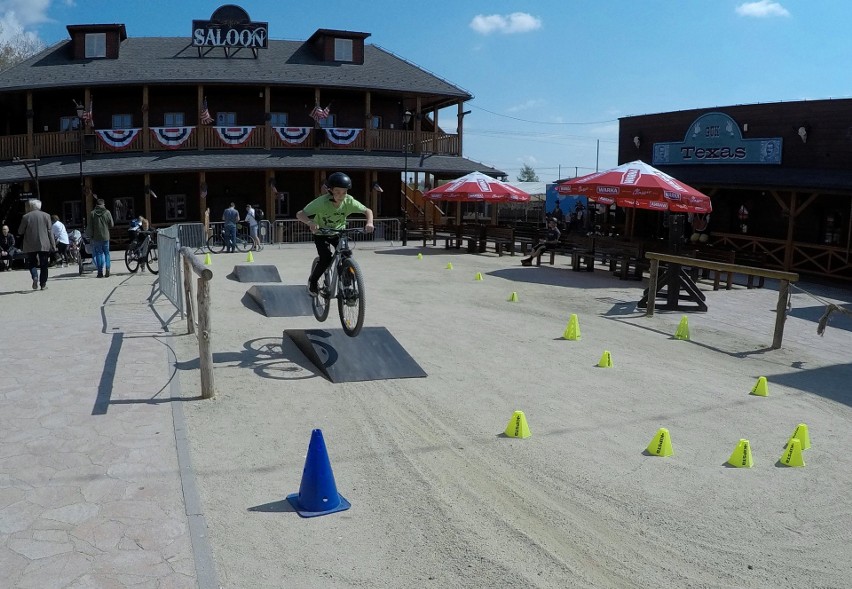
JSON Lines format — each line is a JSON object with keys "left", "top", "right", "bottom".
{"left": 0, "top": 127, "right": 460, "bottom": 161}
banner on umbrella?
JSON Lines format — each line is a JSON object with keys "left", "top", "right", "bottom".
{"left": 324, "top": 128, "right": 361, "bottom": 146}
{"left": 150, "top": 127, "right": 194, "bottom": 149}
{"left": 96, "top": 128, "right": 141, "bottom": 150}
{"left": 214, "top": 126, "right": 255, "bottom": 146}
{"left": 274, "top": 127, "right": 311, "bottom": 145}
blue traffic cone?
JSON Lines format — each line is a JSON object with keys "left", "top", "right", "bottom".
{"left": 286, "top": 429, "right": 351, "bottom": 518}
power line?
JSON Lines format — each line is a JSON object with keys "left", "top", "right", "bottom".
{"left": 470, "top": 104, "right": 618, "bottom": 126}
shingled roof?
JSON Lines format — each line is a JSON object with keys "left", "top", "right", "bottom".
{"left": 0, "top": 37, "right": 473, "bottom": 108}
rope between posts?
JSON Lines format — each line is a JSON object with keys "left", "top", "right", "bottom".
{"left": 789, "top": 283, "right": 852, "bottom": 336}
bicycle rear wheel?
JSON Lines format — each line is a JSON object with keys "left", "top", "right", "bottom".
{"left": 310, "top": 257, "right": 330, "bottom": 322}
{"left": 337, "top": 258, "right": 365, "bottom": 337}
{"left": 146, "top": 246, "right": 159, "bottom": 274}
{"left": 207, "top": 233, "right": 225, "bottom": 254}
{"left": 125, "top": 247, "right": 141, "bottom": 273}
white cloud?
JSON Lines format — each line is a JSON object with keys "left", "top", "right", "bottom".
{"left": 735, "top": 1, "right": 790, "bottom": 18}
{"left": 0, "top": 0, "right": 52, "bottom": 26}
{"left": 506, "top": 99, "right": 546, "bottom": 114}
{"left": 470, "top": 12, "right": 542, "bottom": 35}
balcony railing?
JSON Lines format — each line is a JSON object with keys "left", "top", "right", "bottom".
{"left": 0, "top": 127, "right": 460, "bottom": 162}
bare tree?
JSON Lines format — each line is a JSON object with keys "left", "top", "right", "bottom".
{"left": 0, "top": 24, "right": 45, "bottom": 71}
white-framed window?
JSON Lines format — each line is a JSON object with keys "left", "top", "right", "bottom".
{"left": 63, "top": 201, "right": 84, "bottom": 227}
{"left": 275, "top": 191, "right": 289, "bottom": 218}
{"left": 164, "top": 112, "right": 185, "bottom": 127}
{"left": 166, "top": 194, "right": 186, "bottom": 221}
{"left": 60, "top": 117, "right": 81, "bottom": 132}
{"left": 85, "top": 33, "right": 106, "bottom": 58}
{"left": 113, "top": 197, "right": 135, "bottom": 222}
{"left": 216, "top": 112, "right": 236, "bottom": 126}
{"left": 334, "top": 38, "right": 353, "bottom": 62}
{"left": 270, "top": 112, "right": 288, "bottom": 126}
{"left": 319, "top": 114, "right": 336, "bottom": 129}
{"left": 112, "top": 114, "right": 132, "bottom": 129}
{"left": 369, "top": 115, "right": 382, "bottom": 129}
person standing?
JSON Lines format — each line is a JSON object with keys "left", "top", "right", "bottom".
{"left": 245, "top": 204, "right": 260, "bottom": 250}
{"left": 18, "top": 199, "right": 56, "bottom": 290}
{"left": 87, "top": 197, "right": 114, "bottom": 278}
{"left": 222, "top": 202, "right": 240, "bottom": 253}
{"left": 51, "top": 215, "right": 70, "bottom": 267}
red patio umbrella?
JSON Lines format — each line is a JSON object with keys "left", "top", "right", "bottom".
{"left": 424, "top": 172, "right": 531, "bottom": 203}
{"left": 555, "top": 160, "right": 712, "bottom": 213}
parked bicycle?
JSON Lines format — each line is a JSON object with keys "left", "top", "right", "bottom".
{"left": 311, "top": 228, "right": 366, "bottom": 337}
{"left": 124, "top": 229, "right": 159, "bottom": 274}
{"left": 206, "top": 226, "right": 263, "bottom": 254}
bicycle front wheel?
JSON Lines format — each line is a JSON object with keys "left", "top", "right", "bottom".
{"left": 310, "top": 257, "right": 330, "bottom": 322}
{"left": 337, "top": 258, "right": 365, "bottom": 337}
{"left": 125, "top": 247, "right": 140, "bottom": 273}
{"left": 207, "top": 234, "right": 225, "bottom": 254}
{"left": 235, "top": 236, "right": 252, "bottom": 253}
{"left": 146, "top": 246, "right": 159, "bottom": 274}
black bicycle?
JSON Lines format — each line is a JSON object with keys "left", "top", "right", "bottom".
{"left": 207, "top": 224, "right": 262, "bottom": 254}
{"left": 124, "top": 229, "right": 159, "bottom": 274}
{"left": 311, "top": 228, "right": 366, "bottom": 337}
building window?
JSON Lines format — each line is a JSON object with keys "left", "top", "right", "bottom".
{"left": 369, "top": 116, "right": 382, "bottom": 129}
{"left": 166, "top": 194, "right": 186, "bottom": 221}
{"left": 334, "top": 38, "right": 353, "bottom": 62}
{"left": 112, "top": 114, "right": 132, "bottom": 129}
{"left": 85, "top": 33, "right": 106, "bottom": 58}
{"left": 60, "top": 117, "right": 81, "bottom": 132}
{"left": 113, "top": 197, "right": 135, "bottom": 222}
{"left": 275, "top": 191, "right": 289, "bottom": 218}
{"left": 63, "top": 201, "right": 84, "bottom": 227}
{"left": 270, "top": 112, "right": 288, "bottom": 126}
{"left": 164, "top": 112, "right": 185, "bottom": 127}
{"left": 216, "top": 112, "right": 236, "bottom": 126}
{"left": 319, "top": 114, "right": 336, "bottom": 129}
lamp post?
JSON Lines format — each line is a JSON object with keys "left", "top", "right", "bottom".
{"left": 401, "top": 110, "right": 411, "bottom": 245}
{"left": 75, "top": 102, "right": 86, "bottom": 206}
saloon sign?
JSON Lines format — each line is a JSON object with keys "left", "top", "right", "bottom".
{"left": 192, "top": 5, "right": 268, "bottom": 50}
{"left": 652, "top": 112, "right": 782, "bottom": 166}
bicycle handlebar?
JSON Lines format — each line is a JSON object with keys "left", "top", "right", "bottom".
{"left": 315, "top": 227, "right": 367, "bottom": 236}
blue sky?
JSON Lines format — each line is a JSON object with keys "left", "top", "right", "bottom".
{"left": 1, "top": 1, "right": 849, "bottom": 181}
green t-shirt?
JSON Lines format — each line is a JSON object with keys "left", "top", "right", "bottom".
{"left": 303, "top": 194, "right": 367, "bottom": 230}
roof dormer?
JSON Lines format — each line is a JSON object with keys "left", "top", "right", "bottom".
{"left": 66, "top": 24, "right": 128, "bottom": 60}
{"left": 306, "top": 29, "right": 370, "bottom": 65}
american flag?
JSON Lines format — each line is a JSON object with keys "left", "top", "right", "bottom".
{"left": 81, "top": 99, "right": 93, "bottom": 128}
{"left": 200, "top": 98, "right": 214, "bottom": 125}
{"left": 309, "top": 104, "right": 330, "bottom": 123}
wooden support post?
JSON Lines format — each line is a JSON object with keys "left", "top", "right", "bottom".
{"left": 197, "top": 275, "right": 214, "bottom": 399}
{"left": 646, "top": 258, "right": 659, "bottom": 317}
{"left": 772, "top": 279, "right": 790, "bottom": 350}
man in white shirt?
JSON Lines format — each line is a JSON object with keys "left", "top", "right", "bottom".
{"left": 51, "top": 215, "right": 70, "bottom": 267}
{"left": 245, "top": 204, "right": 260, "bottom": 250}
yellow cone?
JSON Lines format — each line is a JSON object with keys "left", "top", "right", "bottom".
{"left": 750, "top": 376, "right": 769, "bottom": 397}
{"left": 562, "top": 313, "right": 581, "bottom": 340}
{"left": 786, "top": 423, "right": 811, "bottom": 450}
{"left": 204, "top": 253, "right": 212, "bottom": 265}
{"left": 646, "top": 427, "right": 673, "bottom": 457}
{"left": 446, "top": 262, "right": 453, "bottom": 270}
{"left": 674, "top": 315, "right": 690, "bottom": 340}
{"left": 504, "top": 410, "right": 531, "bottom": 438}
{"left": 246, "top": 250, "right": 254, "bottom": 263}
{"left": 780, "top": 438, "right": 805, "bottom": 467}
{"left": 417, "top": 252, "right": 423, "bottom": 260}
{"left": 474, "top": 272, "right": 483, "bottom": 281}
{"left": 727, "top": 439, "right": 754, "bottom": 468}
{"left": 597, "top": 350, "right": 613, "bottom": 368}
{"left": 508, "top": 291, "right": 518, "bottom": 302}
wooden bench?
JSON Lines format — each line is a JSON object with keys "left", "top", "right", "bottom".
{"left": 694, "top": 247, "right": 736, "bottom": 290}
{"left": 431, "top": 224, "right": 462, "bottom": 248}
{"left": 513, "top": 226, "right": 543, "bottom": 255}
{"left": 594, "top": 237, "right": 645, "bottom": 280}
{"left": 403, "top": 220, "right": 431, "bottom": 247}
{"left": 735, "top": 251, "right": 767, "bottom": 288}
{"left": 461, "top": 224, "right": 486, "bottom": 253}
{"left": 540, "top": 234, "right": 595, "bottom": 271}
{"left": 485, "top": 226, "right": 516, "bottom": 256}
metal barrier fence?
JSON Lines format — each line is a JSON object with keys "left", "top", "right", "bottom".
{"left": 206, "top": 220, "right": 273, "bottom": 245}
{"left": 156, "top": 225, "right": 184, "bottom": 317}
{"left": 177, "top": 222, "right": 207, "bottom": 253}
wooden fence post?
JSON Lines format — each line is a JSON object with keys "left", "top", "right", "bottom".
{"left": 772, "top": 279, "right": 790, "bottom": 350}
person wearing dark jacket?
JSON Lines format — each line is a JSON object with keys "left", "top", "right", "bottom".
{"left": 1, "top": 224, "right": 20, "bottom": 271}
{"left": 87, "top": 197, "right": 115, "bottom": 278}
{"left": 18, "top": 199, "right": 56, "bottom": 290}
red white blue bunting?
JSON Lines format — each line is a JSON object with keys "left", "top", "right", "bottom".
{"left": 96, "top": 128, "right": 141, "bottom": 150}
{"left": 324, "top": 128, "right": 361, "bottom": 146}
{"left": 214, "top": 126, "right": 255, "bottom": 146}
{"left": 274, "top": 127, "right": 312, "bottom": 145}
{"left": 151, "top": 127, "right": 194, "bottom": 149}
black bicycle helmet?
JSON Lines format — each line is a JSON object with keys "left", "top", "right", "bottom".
{"left": 327, "top": 172, "right": 352, "bottom": 189}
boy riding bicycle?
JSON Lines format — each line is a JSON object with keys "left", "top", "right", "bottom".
{"left": 296, "top": 172, "right": 374, "bottom": 297}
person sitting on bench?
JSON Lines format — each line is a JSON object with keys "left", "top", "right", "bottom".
{"left": 521, "top": 218, "right": 560, "bottom": 266}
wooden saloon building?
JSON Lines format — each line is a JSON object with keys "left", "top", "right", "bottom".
{"left": 620, "top": 100, "right": 852, "bottom": 282}
{"left": 0, "top": 5, "right": 500, "bottom": 241}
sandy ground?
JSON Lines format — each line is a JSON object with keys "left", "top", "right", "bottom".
{"left": 169, "top": 243, "right": 852, "bottom": 589}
